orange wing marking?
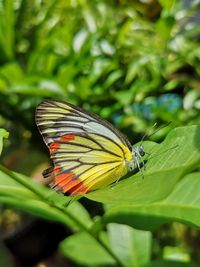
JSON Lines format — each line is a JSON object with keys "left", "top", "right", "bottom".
{"left": 49, "top": 134, "right": 89, "bottom": 195}
{"left": 68, "top": 182, "right": 89, "bottom": 195}
{"left": 60, "top": 134, "right": 75, "bottom": 142}
{"left": 53, "top": 170, "right": 89, "bottom": 195}
{"left": 49, "top": 142, "right": 60, "bottom": 152}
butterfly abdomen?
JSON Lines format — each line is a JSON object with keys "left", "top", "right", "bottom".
{"left": 42, "top": 166, "right": 54, "bottom": 179}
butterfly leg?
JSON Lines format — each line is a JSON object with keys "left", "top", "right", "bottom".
{"left": 134, "top": 152, "right": 145, "bottom": 178}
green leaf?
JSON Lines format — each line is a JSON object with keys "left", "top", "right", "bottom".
{"left": 85, "top": 126, "right": 200, "bottom": 229}
{"left": 108, "top": 223, "right": 152, "bottom": 267}
{"left": 112, "top": 90, "right": 134, "bottom": 105}
{"left": 158, "top": 0, "right": 176, "bottom": 10}
{"left": 0, "top": 165, "right": 92, "bottom": 230}
{"left": 104, "top": 172, "right": 200, "bottom": 231}
{"left": 0, "top": 63, "right": 24, "bottom": 83}
{"left": 103, "top": 70, "right": 123, "bottom": 89}
{"left": 163, "top": 246, "right": 190, "bottom": 263}
{"left": 0, "top": 129, "right": 9, "bottom": 156}
{"left": 156, "top": 16, "right": 175, "bottom": 41}
{"left": 6, "top": 82, "right": 65, "bottom": 97}
{"left": 60, "top": 232, "right": 115, "bottom": 266}
{"left": 88, "top": 126, "right": 200, "bottom": 204}
{"left": 0, "top": 0, "right": 14, "bottom": 59}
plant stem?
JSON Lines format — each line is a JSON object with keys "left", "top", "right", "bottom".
{"left": 51, "top": 203, "right": 124, "bottom": 267}
{"left": 0, "top": 165, "right": 46, "bottom": 199}
{"left": 0, "top": 165, "right": 124, "bottom": 266}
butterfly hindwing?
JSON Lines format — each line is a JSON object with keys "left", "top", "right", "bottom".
{"left": 36, "top": 100, "right": 132, "bottom": 195}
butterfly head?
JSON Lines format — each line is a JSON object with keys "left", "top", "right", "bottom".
{"left": 134, "top": 145, "right": 145, "bottom": 157}
{"left": 127, "top": 145, "right": 145, "bottom": 171}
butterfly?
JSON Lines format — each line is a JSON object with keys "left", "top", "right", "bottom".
{"left": 35, "top": 100, "right": 145, "bottom": 195}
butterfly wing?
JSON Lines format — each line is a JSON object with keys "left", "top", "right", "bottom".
{"left": 36, "top": 100, "right": 132, "bottom": 195}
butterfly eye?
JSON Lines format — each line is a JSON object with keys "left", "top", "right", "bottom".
{"left": 138, "top": 146, "right": 145, "bottom": 157}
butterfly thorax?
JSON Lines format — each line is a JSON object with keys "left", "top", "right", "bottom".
{"left": 127, "top": 145, "right": 145, "bottom": 172}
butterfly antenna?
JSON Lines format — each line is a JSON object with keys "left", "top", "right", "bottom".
{"left": 140, "top": 122, "right": 157, "bottom": 146}
{"left": 140, "top": 121, "right": 172, "bottom": 145}
{"left": 147, "top": 121, "right": 172, "bottom": 139}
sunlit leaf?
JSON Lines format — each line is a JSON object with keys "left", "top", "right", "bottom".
{"left": 0, "top": 128, "right": 9, "bottom": 156}
{"left": 108, "top": 223, "right": 152, "bottom": 267}
{"left": 0, "top": 166, "right": 92, "bottom": 230}
{"left": 60, "top": 232, "right": 115, "bottom": 266}
{"left": 86, "top": 126, "right": 200, "bottom": 229}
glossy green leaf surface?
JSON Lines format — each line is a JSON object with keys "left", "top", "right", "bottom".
{"left": 0, "top": 128, "right": 9, "bottom": 156}
{"left": 0, "top": 165, "right": 92, "bottom": 230}
{"left": 86, "top": 126, "right": 200, "bottom": 229}
{"left": 108, "top": 223, "right": 152, "bottom": 267}
{"left": 60, "top": 232, "right": 115, "bottom": 266}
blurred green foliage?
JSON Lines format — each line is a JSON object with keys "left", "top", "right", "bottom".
{"left": 1, "top": 0, "right": 200, "bottom": 266}
{"left": 0, "top": 0, "right": 200, "bottom": 146}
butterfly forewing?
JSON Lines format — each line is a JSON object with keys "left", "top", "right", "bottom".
{"left": 36, "top": 100, "right": 132, "bottom": 195}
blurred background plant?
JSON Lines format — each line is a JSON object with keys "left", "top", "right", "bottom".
{"left": 0, "top": 0, "right": 200, "bottom": 266}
